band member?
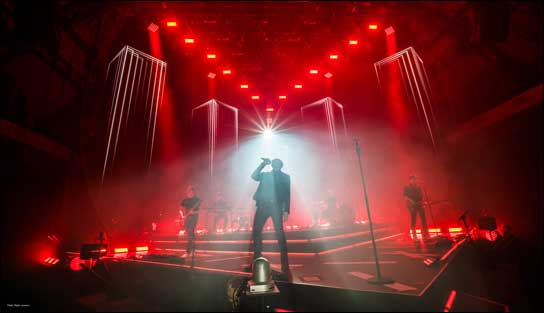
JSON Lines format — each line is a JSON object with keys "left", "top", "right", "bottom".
{"left": 323, "top": 189, "right": 337, "bottom": 224}
{"left": 180, "top": 185, "right": 201, "bottom": 257}
{"left": 211, "top": 191, "right": 230, "bottom": 232}
{"left": 403, "top": 175, "right": 429, "bottom": 239}
{"left": 250, "top": 158, "right": 291, "bottom": 279}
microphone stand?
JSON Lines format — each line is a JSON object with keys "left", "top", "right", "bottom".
{"left": 354, "top": 139, "right": 393, "bottom": 284}
{"left": 422, "top": 185, "right": 437, "bottom": 231}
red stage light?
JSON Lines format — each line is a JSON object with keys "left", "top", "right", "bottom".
{"left": 240, "top": 84, "right": 249, "bottom": 89}
{"left": 266, "top": 107, "right": 274, "bottom": 112}
{"left": 43, "top": 257, "right": 59, "bottom": 266}
{"left": 309, "top": 69, "right": 318, "bottom": 74}
{"left": 444, "top": 290, "right": 457, "bottom": 312}
{"left": 136, "top": 246, "right": 149, "bottom": 252}
{"left": 166, "top": 21, "right": 177, "bottom": 27}
{"left": 206, "top": 54, "right": 216, "bottom": 59}
{"left": 368, "top": 24, "right": 378, "bottom": 30}
{"left": 70, "top": 257, "right": 82, "bottom": 271}
{"left": 483, "top": 230, "right": 498, "bottom": 242}
{"left": 385, "top": 26, "right": 395, "bottom": 36}
{"left": 294, "top": 84, "right": 303, "bottom": 89}
{"left": 251, "top": 95, "right": 260, "bottom": 100}
{"left": 114, "top": 248, "right": 128, "bottom": 253}
{"left": 448, "top": 227, "right": 462, "bottom": 233}
{"left": 324, "top": 72, "right": 333, "bottom": 78}
{"left": 278, "top": 95, "right": 287, "bottom": 100}
{"left": 222, "top": 69, "right": 232, "bottom": 75}
{"left": 275, "top": 308, "right": 294, "bottom": 312}
{"left": 329, "top": 54, "right": 338, "bottom": 59}
{"left": 349, "top": 39, "right": 358, "bottom": 45}
{"left": 184, "top": 38, "right": 195, "bottom": 44}
{"left": 147, "top": 23, "right": 159, "bottom": 32}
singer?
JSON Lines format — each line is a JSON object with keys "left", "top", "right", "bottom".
{"left": 249, "top": 158, "right": 291, "bottom": 281}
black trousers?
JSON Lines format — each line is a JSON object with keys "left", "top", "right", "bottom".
{"left": 252, "top": 201, "right": 289, "bottom": 273}
{"left": 409, "top": 205, "right": 428, "bottom": 236}
{"left": 184, "top": 214, "right": 199, "bottom": 254}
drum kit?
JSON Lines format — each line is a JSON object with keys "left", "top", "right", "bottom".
{"left": 313, "top": 200, "right": 355, "bottom": 227}
{"left": 152, "top": 206, "right": 254, "bottom": 234}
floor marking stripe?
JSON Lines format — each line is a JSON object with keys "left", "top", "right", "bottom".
{"left": 349, "top": 271, "right": 417, "bottom": 292}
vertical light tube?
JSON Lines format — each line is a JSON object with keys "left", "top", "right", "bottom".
{"left": 102, "top": 47, "right": 128, "bottom": 184}
{"left": 149, "top": 62, "right": 164, "bottom": 170}
{"left": 103, "top": 46, "right": 167, "bottom": 185}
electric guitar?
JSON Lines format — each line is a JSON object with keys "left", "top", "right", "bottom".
{"left": 406, "top": 197, "right": 424, "bottom": 210}
{"left": 180, "top": 199, "right": 202, "bottom": 219}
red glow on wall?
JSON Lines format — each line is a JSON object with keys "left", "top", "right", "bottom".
{"left": 206, "top": 54, "right": 216, "bottom": 59}
{"left": 329, "top": 54, "right": 339, "bottom": 59}
{"left": 368, "top": 24, "right": 378, "bottom": 30}
{"left": 309, "top": 69, "right": 319, "bottom": 74}
{"left": 184, "top": 38, "right": 195, "bottom": 44}
{"left": 222, "top": 69, "right": 232, "bottom": 75}
{"left": 278, "top": 95, "right": 287, "bottom": 100}
{"left": 349, "top": 39, "right": 358, "bottom": 45}
{"left": 166, "top": 21, "right": 177, "bottom": 27}
{"left": 251, "top": 95, "right": 260, "bottom": 100}
{"left": 294, "top": 84, "right": 303, "bottom": 89}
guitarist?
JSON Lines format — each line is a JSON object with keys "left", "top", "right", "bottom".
{"left": 180, "top": 185, "right": 201, "bottom": 257}
{"left": 403, "top": 175, "right": 429, "bottom": 239}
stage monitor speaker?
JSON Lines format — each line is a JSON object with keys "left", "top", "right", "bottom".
{"left": 478, "top": 216, "right": 497, "bottom": 230}
{"left": 80, "top": 244, "right": 107, "bottom": 260}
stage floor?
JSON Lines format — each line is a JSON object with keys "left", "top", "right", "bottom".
{"left": 116, "top": 228, "right": 466, "bottom": 297}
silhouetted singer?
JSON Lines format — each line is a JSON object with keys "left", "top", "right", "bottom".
{"left": 250, "top": 158, "right": 291, "bottom": 279}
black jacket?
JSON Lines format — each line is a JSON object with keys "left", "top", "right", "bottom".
{"left": 251, "top": 166, "right": 291, "bottom": 214}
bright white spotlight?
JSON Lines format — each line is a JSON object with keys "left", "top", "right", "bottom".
{"left": 263, "top": 128, "right": 274, "bottom": 138}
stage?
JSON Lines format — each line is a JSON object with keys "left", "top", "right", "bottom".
{"left": 59, "top": 223, "right": 504, "bottom": 312}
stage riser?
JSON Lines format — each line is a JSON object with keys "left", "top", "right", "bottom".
{"left": 149, "top": 227, "right": 393, "bottom": 253}
{"left": 148, "top": 223, "right": 376, "bottom": 241}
